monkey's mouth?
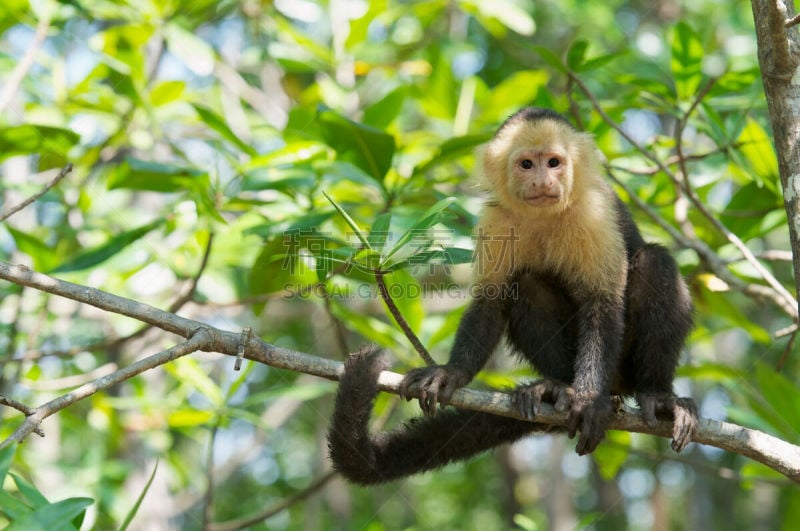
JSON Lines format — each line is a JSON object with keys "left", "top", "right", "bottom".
{"left": 523, "top": 194, "right": 560, "bottom": 206}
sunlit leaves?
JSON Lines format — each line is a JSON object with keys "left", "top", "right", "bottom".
{"left": 163, "top": 22, "right": 215, "bottom": 76}
{"left": 107, "top": 158, "right": 208, "bottom": 192}
{"left": 0, "top": 125, "right": 79, "bottom": 169}
{"left": 317, "top": 108, "right": 396, "bottom": 182}
{"left": 482, "top": 70, "right": 549, "bottom": 121}
{"left": 731, "top": 118, "right": 780, "bottom": 189}
{"left": 670, "top": 22, "right": 704, "bottom": 102}
{"left": 192, "top": 104, "right": 257, "bottom": 156}
{"left": 51, "top": 218, "right": 166, "bottom": 274}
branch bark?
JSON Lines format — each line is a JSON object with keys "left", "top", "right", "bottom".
{"left": 752, "top": 0, "right": 800, "bottom": 318}
{"left": 0, "top": 261, "right": 799, "bottom": 482}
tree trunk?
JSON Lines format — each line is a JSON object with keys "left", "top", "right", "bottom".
{"left": 751, "top": 0, "right": 800, "bottom": 320}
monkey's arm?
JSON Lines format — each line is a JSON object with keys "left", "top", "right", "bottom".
{"left": 569, "top": 295, "right": 624, "bottom": 454}
{"left": 400, "top": 295, "right": 505, "bottom": 416}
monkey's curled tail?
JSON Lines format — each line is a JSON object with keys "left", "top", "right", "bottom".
{"left": 328, "top": 347, "right": 554, "bottom": 485}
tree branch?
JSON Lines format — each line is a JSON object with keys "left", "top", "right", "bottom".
{"left": 0, "top": 164, "right": 73, "bottom": 223}
{"left": 752, "top": 0, "right": 800, "bottom": 321}
{"left": 1, "top": 261, "right": 799, "bottom": 482}
{"left": 0, "top": 16, "right": 50, "bottom": 114}
{"left": 0, "top": 329, "right": 213, "bottom": 449}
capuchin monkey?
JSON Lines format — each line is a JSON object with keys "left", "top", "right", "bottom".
{"left": 328, "top": 108, "right": 697, "bottom": 485}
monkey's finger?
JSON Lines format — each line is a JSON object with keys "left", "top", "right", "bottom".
{"left": 418, "top": 379, "right": 434, "bottom": 416}
{"left": 517, "top": 390, "right": 534, "bottom": 420}
{"left": 553, "top": 386, "right": 573, "bottom": 413}
{"left": 640, "top": 396, "right": 657, "bottom": 428}
{"left": 567, "top": 410, "right": 581, "bottom": 439}
{"left": 439, "top": 382, "right": 458, "bottom": 408}
{"left": 575, "top": 416, "right": 604, "bottom": 456}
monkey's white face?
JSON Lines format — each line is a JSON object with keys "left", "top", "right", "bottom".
{"left": 508, "top": 147, "right": 571, "bottom": 208}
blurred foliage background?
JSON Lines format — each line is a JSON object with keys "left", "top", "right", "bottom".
{"left": 1, "top": 0, "right": 799, "bottom": 529}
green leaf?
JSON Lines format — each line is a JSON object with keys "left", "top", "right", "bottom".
{"left": 11, "top": 473, "right": 49, "bottom": 508}
{"left": 463, "top": 0, "right": 535, "bottom": 37}
{"left": 368, "top": 213, "right": 393, "bottom": 252}
{"left": 677, "top": 362, "right": 746, "bottom": 383}
{"left": 150, "top": 80, "right": 186, "bottom": 106}
{"left": 593, "top": 430, "right": 631, "bottom": 479}
{"left": 731, "top": 118, "right": 780, "bottom": 189}
{"left": 6, "top": 227, "right": 59, "bottom": 272}
{"left": 166, "top": 409, "right": 215, "bottom": 427}
{"left": 670, "top": 22, "right": 704, "bottom": 102}
{"left": 328, "top": 297, "right": 403, "bottom": 347}
{"left": 6, "top": 497, "right": 93, "bottom": 531}
{"left": 419, "top": 55, "right": 458, "bottom": 120}
{"left": 119, "top": 461, "right": 158, "bottom": 531}
{"left": 51, "top": 218, "right": 166, "bottom": 273}
{"left": 428, "top": 305, "right": 467, "bottom": 347}
{"left": 241, "top": 382, "right": 337, "bottom": 406}
{"left": 531, "top": 46, "right": 567, "bottom": 73}
{"left": 0, "top": 125, "right": 79, "bottom": 169}
{"left": 248, "top": 237, "right": 315, "bottom": 298}
{"left": 0, "top": 490, "right": 32, "bottom": 520}
{"left": 483, "top": 71, "right": 549, "bottom": 121}
{"left": 323, "top": 190, "right": 371, "bottom": 248}
{"left": 318, "top": 108, "right": 396, "bottom": 181}
{"left": 754, "top": 363, "right": 800, "bottom": 437}
{"left": 246, "top": 212, "right": 335, "bottom": 239}
{"left": 163, "top": 22, "right": 214, "bottom": 76}
{"left": 386, "top": 247, "right": 473, "bottom": 271}
{"left": 192, "top": 104, "right": 257, "bottom": 156}
{"left": 383, "top": 197, "right": 458, "bottom": 264}
{"left": 720, "top": 181, "right": 784, "bottom": 240}
{"left": 0, "top": 445, "right": 15, "bottom": 484}
{"left": 363, "top": 87, "right": 408, "bottom": 129}
{"left": 414, "top": 133, "right": 492, "bottom": 175}
{"left": 242, "top": 141, "right": 327, "bottom": 171}
{"left": 171, "top": 358, "right": 225, "bottom": 406}
{"left": 566, "top": 39, "right": 589, "bottom": 71}
{"left": 107, "top": 157, "right": 211, "bottom": 193}
{"left": 579, "top": 51, "right": 626, "bottom": 73}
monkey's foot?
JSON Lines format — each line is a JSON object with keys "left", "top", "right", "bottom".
{"left": 511, "top": 379, "right": 574, "bottom": 420}
{"left": 567, "top": 393, "right": 614, "bottom": 456}
{"left": 399, "top": 365, "right": 471, "bottom": 417}
{"left": 636, "top": 392, "right": 698, "bottom": 453}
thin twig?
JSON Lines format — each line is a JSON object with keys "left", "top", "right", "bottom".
{"left": 0, "top": 395, "right": 35, "bottom": 416}
{"left": 786, "top": 13, "right": 800, "bottom": 28}
{"left": 206, "top": 471, "right": 337, "bottom": 531}
{"left": 0, "top": 17, "right": 50, "bottom": 114}
{"left": 0, "top": 164, "right": 73, "bottom": 223}
{"left": 168, "top": 233, "right": 215, "bottom": 313}
{"left": 375, "top": 269, "right": 435, "bottom": 365}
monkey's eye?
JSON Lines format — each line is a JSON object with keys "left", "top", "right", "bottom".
{"left": 520, "top": 159, "right": 533, "bottom": 169}
{"left": 547, "top": 157, "right": 560, "bottom": 168}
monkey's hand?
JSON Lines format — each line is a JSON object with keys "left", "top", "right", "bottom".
{"left": 511, "top": 379, "right": 574, "bottom": 420}
{"left": 637, "top": 392, "right": 698, "bottom": 453}
{"left": 399, "top": 365, "right": 471, "bottom": 417}
{"left": 567, "top": 393, "right": 613, "bottom": 455}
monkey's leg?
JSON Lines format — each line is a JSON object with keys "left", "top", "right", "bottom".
{"left": 400, "top": 296, "right": 505, "bottom": 416}
{"left": 625, "top": 243, "right": 697, "bottom": 452}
